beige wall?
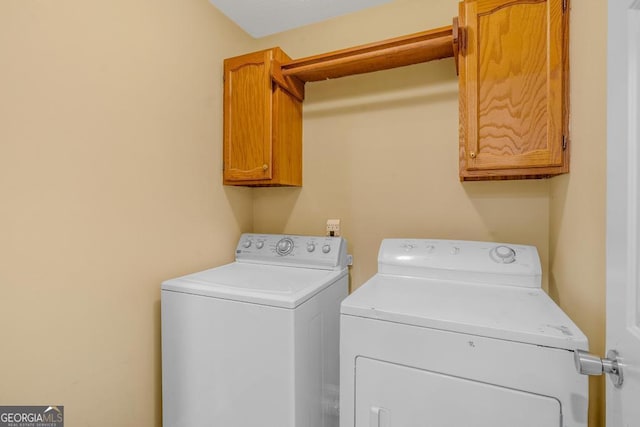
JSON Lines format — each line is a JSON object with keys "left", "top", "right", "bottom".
{"left": 0, "top": 0, "right": 254, "bottom": 425}
{"left": 1, "top": 0, "right": 607, "bottom": 426}
{"left": 550, "top": 0, "right": 608, "bottom": 425}
{"left": 252, "top": 0, "right": 551, "bottom": 292}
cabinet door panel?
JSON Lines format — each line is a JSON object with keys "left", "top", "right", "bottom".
{"left": 224, "top": 51, "right": 273, "bottom": 181}
{"left": 462, "top": 0, "right": 566, "bottom": 173}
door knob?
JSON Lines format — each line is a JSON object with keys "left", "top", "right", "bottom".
{"left": 574, "top": 349, "right": 623, "bottom": 388}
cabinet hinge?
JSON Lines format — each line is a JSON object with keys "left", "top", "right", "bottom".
{"left": 562, "top": 0, "right": 568, "bottom": 13}
{"left": 562, "top": 135, "right": 568, "bottom": 150}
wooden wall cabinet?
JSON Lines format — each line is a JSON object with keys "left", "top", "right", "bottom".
{"left": 223, "top": 0, "right": 571, "bottom": 185}
{"left": 458, "top": 0, "right": 570, "bottom": 181}
{"left": 223, "top": 48, "right": 304, "bottom": 186}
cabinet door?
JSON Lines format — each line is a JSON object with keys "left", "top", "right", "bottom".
{"left": 459, "top": 0, "right": 569, "bottom": 179}
{"left": 224, "top": 50, "right": 273, "bottom": 182}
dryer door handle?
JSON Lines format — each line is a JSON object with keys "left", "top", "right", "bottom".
{"left": 370, "top": 406, "right": 390, "bottom": 427}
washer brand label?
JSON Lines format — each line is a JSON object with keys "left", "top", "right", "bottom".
{"left": 0, "top": 406, "right": 64, "bottom": 427}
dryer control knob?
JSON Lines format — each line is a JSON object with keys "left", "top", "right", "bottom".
{"left": 322, "top": 244, "right": 331, "bottom": 254}
{"left": 256, "top": 241, "right": 264, "bottom": 249}
{"left": 243, "top": 240, "right": 252, "bottom": 248}
{"left": 491, "top": 245, "right": 516, "bottom": 264}
{"left": 307, "top": 243, "right": 316, "bottom": 253}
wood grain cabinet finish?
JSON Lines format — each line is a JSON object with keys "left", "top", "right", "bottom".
{"left": 223, "top": 48, "right": 303, "bottom": 186}
{"left": 458, "top": 0, "right": 570, "bottom": 180}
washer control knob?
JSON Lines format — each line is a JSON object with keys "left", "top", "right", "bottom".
{"left": 256, "top": 241, "right": 264, "bottom": 249}
{"left": 322, "top": 244, "right": 331, "bottom": 254}
{"left": 276, "top": 238, "right": 294, "bottom": 256}
{"left": 307, "top": 243, "right": 316, "bottom": 253}
{"left": 243, "top": 240, "right": 252, "bottom": 248}
{"left": 491, "top": 245, "right": 516, "bottom": 264}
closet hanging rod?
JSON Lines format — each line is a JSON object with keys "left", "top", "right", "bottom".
{"left": 280, "top": 25, "right": 455, "bottom": 82}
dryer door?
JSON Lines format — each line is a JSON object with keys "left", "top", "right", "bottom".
{"left": 355, "top": 357, "right": 562, "bottom": 427}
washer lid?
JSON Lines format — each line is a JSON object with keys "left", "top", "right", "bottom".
{"left": 162, "top": 262, "right": 346, "bottom": 309}
{"left": 341, "top": 274, "right": 588, "bottom": 351}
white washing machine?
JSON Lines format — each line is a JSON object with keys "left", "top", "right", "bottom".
{"left": 340, "top": 239, "right": 589, "bottom": 427}
{"left": 162, "top": 233, "right": 350, "bottom": 427}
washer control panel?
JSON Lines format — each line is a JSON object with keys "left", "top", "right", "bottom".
{"left": 236, "top": 234, "right": 349, "bottom": 270}
{"left": 378, "top": 239, "right": 541, "bottom": 288}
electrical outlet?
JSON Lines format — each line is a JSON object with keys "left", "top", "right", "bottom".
{"left": 326, "top": 219, "right": 341, "bottom": 237}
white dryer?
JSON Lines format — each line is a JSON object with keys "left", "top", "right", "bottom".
{"left": 162, "top": 233, "right": 349, "bottom": 427}
{"left": 340, "top": 239, "right": 589, "bottom": 427}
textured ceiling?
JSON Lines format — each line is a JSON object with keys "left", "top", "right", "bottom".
{"left": 208, "top": 0, "right": 394, "bottom": 38}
